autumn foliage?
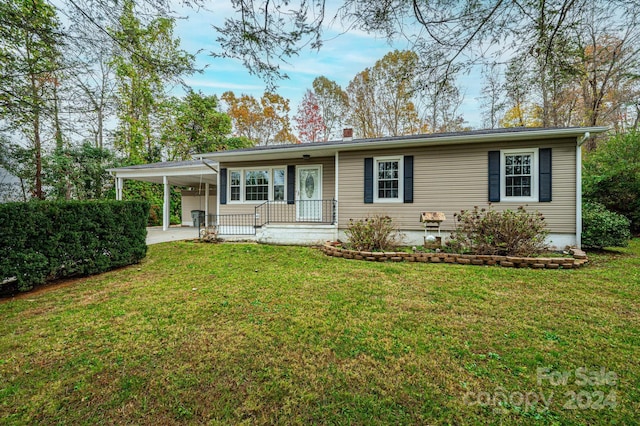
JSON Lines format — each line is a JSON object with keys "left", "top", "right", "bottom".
{"left": 294, "top": 90, "right": 326, "bottom": 143}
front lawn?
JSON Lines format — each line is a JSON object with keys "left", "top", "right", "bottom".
{"left": 1, "top": 240, "right": 639, "bottom": 424}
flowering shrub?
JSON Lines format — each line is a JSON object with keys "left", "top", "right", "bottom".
{"left": 446, "top": 205, "right": 548, "bottom": 256}
{"left": 345, "top": 215, "right": 404, "bottom": 251}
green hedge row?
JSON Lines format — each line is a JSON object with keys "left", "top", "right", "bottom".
{"left": 0, "top": 200, "right": 149, "bottom": 295}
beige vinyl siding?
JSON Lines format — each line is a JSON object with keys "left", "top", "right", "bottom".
{"left": 338, "top": 138, "right": 577, "bottom": 234}
{"left": 181, "top": 188, "right": 217, "bottom": 224}
{"left": 219, "top": 156, "right": 335, "bottom": 216}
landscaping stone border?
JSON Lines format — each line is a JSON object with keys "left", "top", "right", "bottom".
{"left": 321, "top": 243, "right": 588, "bottom": 269}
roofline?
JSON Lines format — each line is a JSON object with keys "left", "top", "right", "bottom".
{"left": 199, "top": 127, "right": 609, "bottom": 161}
{"left": 107, "top": 160, "right": 218, "bottom": 176}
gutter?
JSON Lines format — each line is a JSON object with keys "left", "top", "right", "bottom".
{"left": 200, "top": 127, "right": 610, "bottom": 160}
{"left": 577, "top": 131, "right": 591, "bottom": 146}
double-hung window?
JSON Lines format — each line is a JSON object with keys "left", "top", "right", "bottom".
{"left": 273, "top": 168, "right": 285, "bottom": 201}
{"left": 229, "top": 171, "right": 241, "bottom": 201}
{"left": 501, "top": 149, "right": 538, "bottom": 202}
{"left": 245, "top": 170, "right": 269, "bottom": 201}
{"left": 374, "top": 157, "right": 403, "bottom": 202}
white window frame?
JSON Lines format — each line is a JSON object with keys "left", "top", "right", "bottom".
{"left": 500, "top": 148, "right": 539, "bottom": 202}
{"left": 374, "top": 156, "right": 404, "bottom": 203}
{"left": 272, "top": 168, "right": 286, "bottom": 202}
{"left": 227, "top": 167, "right": 287, "bottom": 204}
{"left": 229, "top": 170, "right": 241, "bottom": 202}
{"left": 244, "top": 169, "right": 270, "bottom": 202}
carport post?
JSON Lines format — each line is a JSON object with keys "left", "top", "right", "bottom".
{"left": 205, "top": 182, "right": 210, "bottom": 226}
{"left": 116, "top": 177, "right": 123, "bottom": 201}
{"left": 163, "top": 175, "right": 170, "bottom": 231}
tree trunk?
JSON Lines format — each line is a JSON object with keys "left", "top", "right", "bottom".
{"left": 29, "top": 63, "right": 43, "bottom": 200}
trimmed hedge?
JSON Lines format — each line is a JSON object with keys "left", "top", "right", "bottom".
{"left": 0, "top": 200, "right": 149, "bottom": 294}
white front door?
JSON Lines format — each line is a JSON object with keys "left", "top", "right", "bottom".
{"left": 297, "top": 165, "right": 322, "bottom": 221}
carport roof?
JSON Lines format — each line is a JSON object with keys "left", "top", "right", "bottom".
{"left": 107, "top": 159, "right": 218, "bottom": 187}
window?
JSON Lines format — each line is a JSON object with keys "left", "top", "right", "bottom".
{"left": 375, "top": 157, "right": 403, "bottom": 202}
{"left": 245, "top": 170, "right": 269, "bottom": 201}
{"left": 500, "top": 149, "right": 538, "bottom": 202}
{"left": 229, "top": 171, "right": 241, "bottom": 201}
{"left": 226, "top": 167, "right": 287, "bottom": 203}
{"left": 273, "top": 168, "right": 285, "bottom": 201}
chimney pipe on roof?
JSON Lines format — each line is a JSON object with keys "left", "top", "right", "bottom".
{"left": 343, "top": 128, "right": 353, "bottom": 141}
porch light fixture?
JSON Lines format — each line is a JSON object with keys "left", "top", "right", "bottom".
{"left": 303, "top": 154, "right": 311, "bottom": 160}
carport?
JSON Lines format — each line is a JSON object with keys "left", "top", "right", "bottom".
{"left": 107, "top": 160, "right": 218, "bottom": 231}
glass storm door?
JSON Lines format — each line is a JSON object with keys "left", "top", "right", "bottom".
{"left": 297, "top": 166, "right": 322, "bottom": 221}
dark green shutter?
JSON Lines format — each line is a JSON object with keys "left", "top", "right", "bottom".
{"left": 364, "top": 158, "right": 373, "bottom": 204}
{"left": 220, "top": 168, "right": 227, "bottom": 205}
{"left": 539, "top": 148, "right": 552, "bottom": 202}
{"left": 488, "top": 151, "right": 500, "bottom": 202}
{"left": 404, "top": 155, "right": 414, "bottom": 203}
{"left": 287, "top": 165, "right": 295, "bottom": 205}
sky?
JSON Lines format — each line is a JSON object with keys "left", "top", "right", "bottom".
{"left": 170, "top": 2, "right": 486, "bottom": 130}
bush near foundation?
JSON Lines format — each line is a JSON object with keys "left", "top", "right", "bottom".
{"left": 582, "top": 201, "right": 631, "bottom": 249}
{"left": 0, "top": 200, "right": 149, "bottom": 294}
{"left": 345, "top": 215, "right": 404, "bottom": 251}
{"left": 446, "top": 205, "right": 548, "bottom": 256}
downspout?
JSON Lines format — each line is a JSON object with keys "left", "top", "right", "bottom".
{"left": 575, "top": 132, "right": 590, "bottom": 249}
{"left": 334, "top": 151, "right": 339, "bottom": 241}
{"left": 200, "top": 158, "right": 219, "bottom": 174}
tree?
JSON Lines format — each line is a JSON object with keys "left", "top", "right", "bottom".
{"left": 347, "top": 69, "right": 380, "bottom": 138}
{"left": 214, "top": 1, "right": 640, "bottom": 131}
{"left": 214, "top": 0, "right": 325, "bottom": 87}
{"left": 221, "top": 91, "right": 263, "bottom": 142}
{"left": 347, "top": 50, "right": 425, "bottom": 138}
{"left": 44, "top": 142, "right": 114, "bottom": 200}
{"left": 161, "top": 91, "right": 233, "bottom": 160}
{"left": 66, "top": 31, "right": 117, "bottom": 149}
{"left": 261, "top": 92, "right": 297, "bottom": 144}
{"left": 502, "top": 56, "right": 534, "bottom": 128}
{"left": 312, "top": 76, "right": 349, "bottom": 140}
{"left": 222, "top": 91, "right": 295, "bottom": 145}
{"left": 576, "top": 32, "right": 640, "bottom": 134}
{"left": 0, "top": 141, "right": 33, "bottom": 201}
{"left": 373, "top": 50, "right": 422, "bottom": 136}
{"left": 500, "top": 104, "right": 544, "bottom": 128}
{"left": 0, "top": 0, "right": 63, "bottom": 199}
{"left": 294, "top": 90, "right": 326, "bottom": 143}
{"left": 479, "top": 64, "right": 506, "bottom": 129}
{"left": 419, "top": 77, "right": 467, "bottom": 133}
{"left": 110, "top": 0, "right": 194, "bottom": 163}
{"left": 583, "top": 131, "right": 640, "bottom": 234}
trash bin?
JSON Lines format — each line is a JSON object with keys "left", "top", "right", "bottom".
{"left": 191, "top": 210, "right": 205, "bottom": 228}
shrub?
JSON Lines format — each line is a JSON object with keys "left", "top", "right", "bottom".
{"left": 345, "top": 215, "right": 404, "bottom": 251}
{"left": 446, "top": 205, "right": 548, "bottom": 256}
{"left": 0, "top": 200, "right": 149, "bottom": 294}
{"left": 583, "top": 131, "right": 640, "bottom": 234}
{"left": 582, "top": 201, "right": 631, "bottom": 249}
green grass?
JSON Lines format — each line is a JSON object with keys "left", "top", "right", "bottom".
{"left": 1, "top": 240, "right": 639, "bottom": 425}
